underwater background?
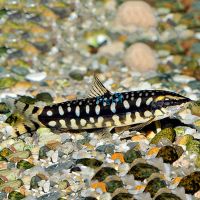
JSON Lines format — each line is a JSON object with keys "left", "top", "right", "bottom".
{"left": 0, "top": 0, "right": 200, "bottom": 199}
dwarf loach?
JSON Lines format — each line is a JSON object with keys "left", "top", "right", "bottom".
{"left": 4, "top": 75, "right": 193, "bottom": 136}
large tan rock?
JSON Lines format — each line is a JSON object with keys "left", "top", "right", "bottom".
{"left": 124, "top": 43, "right": 157, "bottom": 72}
{"left": 114, "top": 1, "right": 157, "bottom": 31}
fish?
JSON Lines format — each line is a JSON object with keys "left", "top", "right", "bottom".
{"left": 4, "top": 75, "right": 192, "bottom": 136}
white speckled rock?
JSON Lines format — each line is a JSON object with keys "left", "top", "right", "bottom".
{"left": 118, "top": 163, "right": 130, "bottom": 176}
{"left": 43, "top": 180, "right": 50, "bottom": 193}
{"left": 51, "top": 150, "right": 59, "bottom": 163}
{"left": 61, "top": 142, "right": 75, "bottom": 155}
{"left": 173, "top": 75, "right": 195, "bottom": 83}
{"left": 100, "top": 192, "right": 112, "bottom": 200}
{"left": 124, "top": 43, "right": 158, "bottom": 72}
{"left": 26, "top": 72, "right": 47, "bottom": 82}
{"left": 114, "top": 1, "right": 157, "bottom": 32}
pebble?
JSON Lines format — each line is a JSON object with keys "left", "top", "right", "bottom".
{"left": 151, "top": 128, "right": 176, "bottom": 145}
{"left": 26, "top": 72, "right": 47, "bottom": 82}
{"left": 36, "top": 92, "right": 53, "bottom": 103}
{"left": 96, "top": 144, "right": 115, "bottom": 154}
{"left": 11, "top": 66, "right": 29, "bottom": 76}
{"left": 60, "top": 142, "right": 75, "bottom": 155}
{"left": 0, "top": 102, "right": 9, "bottom": 114}
{"left": 69, "top": 69, "right": 85, "bottom": 81}
{"left": 0, "top": 77, "right": 17, "bottom": 89}
{"left": 36, "top": 192, "right": 60, "bottom": 200}
{"left": 188, "top": 81, "right": 200, "bottom": 90}
{"left": 173, "top": 75, "right": 196, "bottom": 83}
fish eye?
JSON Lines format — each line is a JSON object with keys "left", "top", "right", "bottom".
{"left": 164, "top": 101, "right": 171, "bottom": 106}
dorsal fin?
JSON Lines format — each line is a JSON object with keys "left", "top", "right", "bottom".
{"left": 88, "top": 74, "right": 112, "bottom": 98}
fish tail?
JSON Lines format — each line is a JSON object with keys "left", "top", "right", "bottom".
{"left": 4, "top": 97, "right": 42, "bottom": 136}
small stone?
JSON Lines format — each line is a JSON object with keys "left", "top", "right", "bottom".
{"left": 26, "top": 72, "right": 47, "bottom": 82}
{"left": 146, "top": 76, "right": 162, "bottom": 84}
{"left": 60, "top": 142, "right": 75, "bottom": 155}
{"left": 0, "top": 148, "right": 13, "bottom": 158}
{"left": 151, "top": 128, "right": 176, "bottom": 144}
{"left": 96, "top": 144, "right": 115, "bottom": 154}
{"left": 0, "top": 66, "right": 6, "bottom": 73}
{"left": 188, "top": 80, "right": 200, "bottom": 90}
{"left": 11, "top": 66, "right": 29, "bottom": 76}
{"left": 195, "top": 155, "right": 200, "bottom": 168}
{"left": 36, "top": 192, "right": 60, "bottom": 200}
{"left": 124, "top": 147, "right": 142, "bottom": 163}
{"left": 39, "top": 146, "right": 51, "bottom": 159}
{"left": 30, "top": 175, "right": 44, "bottom": 189}
{"left": 76, "top": 158, "right": 103, "bottom": 168}
{"left": 92, "top": 167, "right": 117, "bottom": 181}
{"left": 128, "top": 163, "right": 159, "bottom": 181}
{"left": 0, "top": 155, "right": 7, "bottom": 162}
{"left": 156, "top": 145, "right": 183, "bottom": 164}
{"left": 0, "top": 102, "right": 10, "bottom": 114}
{"left": 0, "top": 77, "right": 17, "bottom": 89}
{"left": 155, "top": 193, "right": 182, "bottom": 200}
{"left": 111, "top": 192, "right": 133, "bottom": 200}
{"left": 8, "top": 191, "right": 25, "bottom": 199}
{"left": 144, "top": 178, "right": 166, "bottom": 197}
{"left": 17, "top": 160, "right": 34, "bottom": 169}
{"left": 186, "top": 139, "right": 200, "bottom": 154}
{"left": 51, "top": 150, "right": 58, "bottom": 163}
{"left": 173, "top": 74, "right": 195, "bottom": 83}
{"left": 43, "top": 180, "right": 50, "bottom": 193}
{"left": 0, "top": 179, "right": 23, "bottom": 191}
{"left": 69, "top": 69, "right": 85, "bottom": 81}
{"left": 190, "top": 100, "right": 200, "bottom": 117}
{"left": 45, "top": 161, "right": 73, "bottom": 174}
{"left": 106, "top": 180, "right": 123, "bottom": 193}
{"left": 7, "top": 150, "right": 31, "bottom": 162}
{"left": 118, "top": 163, "right": 130, "bottom": 176}
{"left": 36, "top": 92, "right": 53, "bottom": 103}
{"left": 58, "top": 180, "right": 70, "bottom": 190}
{"left": 0, "top": 192, "right": 6, "bottom": 200}
{"left": 178, "top": 171, "right": 200, "bottom": 194}
{"left": 176, "top": 134, "right": 194, "bottom": 145}
{"left": 84, "top": 197, "right": 97, "bottom": 200}
{"left": 91, "top": 182, "right": 107, "bottom": 193}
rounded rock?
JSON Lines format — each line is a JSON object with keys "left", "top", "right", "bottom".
{"left": 26, "top": 72, "right": 47, "bottom": 82}
{"left": 115, "top": 1, "right": 157, "bottom": 30}
{"left": 124, "top": 43, "right": 157, "bottom": 72}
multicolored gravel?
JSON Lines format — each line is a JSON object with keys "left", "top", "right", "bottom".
{"left": 0, "top": 0, "right": 200, "bottom": 199}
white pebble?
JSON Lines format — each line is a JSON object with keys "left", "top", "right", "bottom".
{"left": 173, "top": 75, "right": 195, "bottom": 83}
{"left": 51, "top": 150, "right": 58, "bottom": 163}
{"left": 43, "top": 180, "right": 50, "bottom": 193}
{"left": 26, "top": 72, "right": 47, "bottom": 82}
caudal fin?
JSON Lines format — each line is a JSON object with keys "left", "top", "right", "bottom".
{"left": 3, "top": 97, "right": 42, "bottom": 136}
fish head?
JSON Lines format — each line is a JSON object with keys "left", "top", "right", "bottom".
{"left": 150, "top": 91, "right": 192, "bottom": 117}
